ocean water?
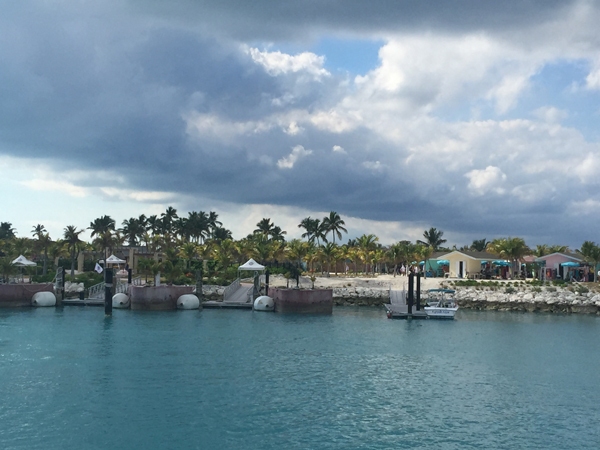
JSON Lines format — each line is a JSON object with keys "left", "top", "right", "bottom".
{"left": 1, "top": 307, "right": 599, "bottom": 449}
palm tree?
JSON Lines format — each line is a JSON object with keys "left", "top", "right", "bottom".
{"left": 320, "top": 242, "right": 338, "bottom": 276}
{"left": 298, "top": 217, "right": 315, "bottom": 242}
{"left": 578, "top": 241, "right": 600, "bottom": 282}
{"left": 487, "top": 237, "right": 530, "bottom": 278}
{"left": 470, "top": 239, "right": 488, "bottom": 252}
{"left": 89, "top": 215, "right": 115, "bottom": 237}
{"left": 63, "top": 226, "right": 84, "bottom": 276}
{"left": 286, "top": 239, "right": 308, "bottom": 267}
{"left": 32, "top": 224, "right": 50, "bottom": 275}
{"left": 207, "top": 211, "right": 222, "bottom": 239}
{"left": 357, "top": 234, "right": 379, "bottom": 273}
{"left": 120, "top": 218, "right": 145, "bottom": 246}
{"left": 270, "top": 226, "right": 287, "bottom": 242}
{"left": 255, "top": 218, "right": 275, "bottom": 239}
{"left": 136, "top": 258, "right": 154, "bottom": 283}
{"left": 322, "top": 211, "right": 347, "bottom": 244}
{"left": 214, "top": 239, "right": 237, "bottom": 269}
{"left": 0, "top": 222, "right": 16, "bottom": 240}
{"left": 212, "top": 227, "right": 233, "bottom": 243}
{"left": 388, "top": 243, "right": 403, "bottom": 276}
{"left": 419, "top": 227, "right": 447, "bottom": 251}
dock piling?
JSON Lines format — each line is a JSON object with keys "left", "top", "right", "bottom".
{"left": 105, "top": 269, "right": 113, "bottom": 316}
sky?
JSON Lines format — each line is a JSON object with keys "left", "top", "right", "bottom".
{"left": 1, "top": 0, "right": 600, "bottom": 248}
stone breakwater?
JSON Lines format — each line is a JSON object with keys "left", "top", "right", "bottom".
{"left": 202, "top": 284, "right": 600, "bottom": 314}
{"left": 452, "top": 287, "right": 600, "bottom": 314}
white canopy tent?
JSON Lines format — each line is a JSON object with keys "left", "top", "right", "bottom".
{"left": 100, "top": 255, "right": 127, "bottom": 265}
{"left": 238, "top": 259, "right": 265, "bottom": 271}
{"left": 11, "top": 255, "right": 37, "bottom": 266}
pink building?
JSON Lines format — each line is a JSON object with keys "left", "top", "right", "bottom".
{"left": 536, "top": 252, "right": 584, "bottom": 280}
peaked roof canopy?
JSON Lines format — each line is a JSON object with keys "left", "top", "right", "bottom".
{"left": 238, "top": 258, "right": 265, "bottom": 271}
{"left": 11, "top": 255, "right": 36, "bottom": 266}
{"left": 101, "top": 255, "right": 127, "bottom": 264}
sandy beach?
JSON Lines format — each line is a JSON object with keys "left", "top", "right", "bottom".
{"left": 268, "top": 273, "right": 447, "bottom": 291}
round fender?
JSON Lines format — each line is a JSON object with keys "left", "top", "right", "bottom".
{"left": 112, "top": 293, "right": 130, "bottom": 309}
{"left": 177, "top": 294, "right": 200, "bottom": 310}
{"left": 31, "top": 291, "right": 57, "bottom": 307}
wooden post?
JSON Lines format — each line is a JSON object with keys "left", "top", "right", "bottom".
{"left": 407, "top": 273, "right": 414, "bottom": 315}
{"left": 416, "top": 273, "right": 421, "bottom": 310}
{"left": 265, "top": 269, "right": 270, "bottom": 296}
{"left": 195, "top": 268, "right": 203, "bottom": 302}
{"left": 61, "top": 267, "right": 66, "bottom": 301}
{"left": 105, "top": 268, "right": 113, "bottom": 316}
{"left": 127, "top": 268, "right": 132, "bottom": 284}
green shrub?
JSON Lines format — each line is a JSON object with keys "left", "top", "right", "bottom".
{"left": 505, "top": 286, "right": 515, "bottom": 294}
{"left": 575, "top": 285, "right": 589, "bottom": 295}
{"left": 532, "top": 286, "right": 542, "bottom": 293}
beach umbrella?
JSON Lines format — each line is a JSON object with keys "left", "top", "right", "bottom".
{"left": 419, "top": 261, "right": 425, "bottom": 265}
{"left": 480, "top": 260, "right": 488, "bottom": 264}
{"left": 438, "top": 260, "right": 449, "bottom": 265}
{"left": 560, "top": 262, "right": 580, "bottom": 267}
{"left": 492, "top": 260, "right": 510, "bottom": 266}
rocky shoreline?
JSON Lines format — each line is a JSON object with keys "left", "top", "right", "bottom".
{"left": 201, "top": 284, "right": 600, "bottom": 315}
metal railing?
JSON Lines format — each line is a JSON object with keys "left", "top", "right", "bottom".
{"left": 223, "top": 278, "right": 240, "bottom": 301}
{"left": 86, "top": 278, "right": 131, "bottom": 299}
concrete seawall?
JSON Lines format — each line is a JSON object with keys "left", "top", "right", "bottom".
{"left": 130, "top": 285, "right": 195, "bottom": 311}
{"left": 0, "top": 284, "right": 55, "bottom": 307}
{"left": 270, "top": 288, "right": 333, "bottom": 314}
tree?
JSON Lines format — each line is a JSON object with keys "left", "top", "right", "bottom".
{"left": 287, "top": 239, "right": 308, "bottom": 267}
{"left": 322, "top": 211, "right": 347, "bottom": 244}
{"left": 578, "top": 241, "right": 600, "bottom": 282}
{"left": 470, "top": 239, "right": 488, "bottom": 252}
{"left": 32, "top": 224, "right": 50, "bottom": 275}
{"left": 320, "top": 242, "right": 338, "bottom": 276}
{"left": 63, "top": 226, "right": 84, "bottom": 276}
{"left": 419, "top": 227, "right": 447, "bottom": 251}
{"left": 487, "top": 237, "right": 530, "bottom": 278}
{"left": 121, "top": 218, "right": 145, "bottom": 246}
{"left": 388, "top": 243, "right": 407, "bottom": 276}
{"left": 0, "top": 222, "right": 16, "bottom": 240}
{"left": 357, "top": 234, "right": 379, "bottom": 273}
{"left": 255, "top": 218, "right": 275, "bottom": 239}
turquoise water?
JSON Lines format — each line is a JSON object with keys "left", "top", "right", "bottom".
{"left": 1, "top": 307, "right": 599, "bottom": 449}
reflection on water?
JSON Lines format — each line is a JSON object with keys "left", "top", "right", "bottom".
{"left": 0, "top": 307, "right": 599, "bottom": 449}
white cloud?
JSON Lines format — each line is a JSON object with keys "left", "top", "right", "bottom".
{"left": 533, "top": 106, "right": 569, "bottom": 123}
{"left": 465, "top": 166, "right": 507, "bottom": 195}
{"left": 363, "top": 160, "right": 383, "bottom": 171}
{"left": 332, "top": 145, "right": 346, "bottom": 154}
{"left": 277, "top": 145, "right": 313, "bottom": 169}
{"left": 284, "top": 121, "right": 304, "bottom": 135}
{"left": 247, "top": 47, "right": 330, "bottom": 79}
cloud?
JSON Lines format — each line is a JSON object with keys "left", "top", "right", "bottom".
{"left": 247, "top": 47, "right": 330, "bottom": 79}
{"left": 277, "top": 145, "right": 313, "bottom": 169}
{"left": 1, "top": 0, "right": 600, "bottom": 247}
{"left": 465, "top": 166, "right": 507, "bottom": 196}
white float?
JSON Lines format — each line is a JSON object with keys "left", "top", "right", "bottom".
{"left": 177, "top": 294, "right": 200, "bottom": 310}
{"left": 253, "top": 295, "right": 274, "bottom": 311}
{"left": 31, "top": 292, "right": 57, "bottom": 307}
{"left": 112, "top": 293, "right": 130, "bottom": 309}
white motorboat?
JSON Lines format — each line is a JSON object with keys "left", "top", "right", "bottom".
{"left": 424, "top": 289, "right": 458, "bottom": 319}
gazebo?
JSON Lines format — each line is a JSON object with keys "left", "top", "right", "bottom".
{"left": 238, "top": 259, "right": 265, "bottom": 300}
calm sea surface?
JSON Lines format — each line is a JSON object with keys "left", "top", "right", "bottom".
{"left": 1, "top": 307, "right": 599, "bottom": 449}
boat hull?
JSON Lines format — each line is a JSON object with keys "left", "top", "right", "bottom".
{"left": 424, "top": 306, "right": 458, "bottom": 319}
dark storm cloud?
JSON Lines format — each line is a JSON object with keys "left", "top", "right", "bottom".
{"left": 2, "top": 0, "right": 600, "bottom": 247}
{"left": 127, "top": 0, "right": 574, "bottom": 40}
